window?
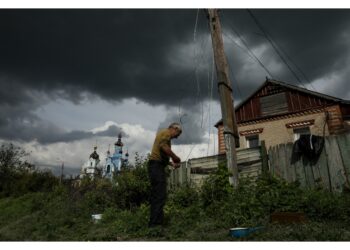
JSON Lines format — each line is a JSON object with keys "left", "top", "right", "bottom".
{"left": 293, "top": 127, "right": 310, "bottom": 142}
{"left": 246, "top": 135, "right": 259, "bottom": 148}
{"left": 106, "top": 165, "right": 110, "bottom": 173}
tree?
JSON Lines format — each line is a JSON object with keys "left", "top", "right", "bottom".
{"left": 0, "top": 143, "right": 58, "bottom": 197}
{"left": 0, "top": 143, "right": 27, "bottom": 170}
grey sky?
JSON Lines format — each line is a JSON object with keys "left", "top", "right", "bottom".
{"left": 1, "top": 8, "right": 350, "bottom": 174}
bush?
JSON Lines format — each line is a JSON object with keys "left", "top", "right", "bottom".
{"left": 113, "top": 165, "right": 151, "bottom": 210}
{"left": 301, "top": 189, "right": 350, "bottom": 221}
{"left": 200, "top": 163, "right": 232, "bottom": 206}
{"left": 253, "top": 174, "right": 305, "bottom": 213}
{"left": 168, "top": 184, "right": 200, "bottom": 208}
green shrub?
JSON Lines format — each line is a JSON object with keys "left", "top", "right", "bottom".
{"left": 254, "top": 174, "right": 305, "bottom": 213}
{"left": 113, "top": 165, "right": 151, "bottom": 209}
{"left": 200, "top": 163, "right": 232, "bottom": 206}
{"left": 168, "top": 184, "right": 200, "bottom": 208}
{"left": 301, "top": 189, "right": 350, "bottom": 221}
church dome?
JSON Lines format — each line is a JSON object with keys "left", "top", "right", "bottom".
{"left": 90, "top": 146, "right": 100, "bottom": 160}
{"left": 115, "top": 132, "right": 124, "bottom": 147}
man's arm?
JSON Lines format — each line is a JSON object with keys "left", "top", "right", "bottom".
{"left": 160, "top": 144, "right": 181, "bottom": 163}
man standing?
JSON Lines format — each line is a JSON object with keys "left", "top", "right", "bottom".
{"left": 148, "top": 122, "right": 182, "bottom": 228}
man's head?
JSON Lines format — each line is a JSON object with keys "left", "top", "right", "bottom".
{"left": 168, "top": 122, "right": 182, "bottom": 139}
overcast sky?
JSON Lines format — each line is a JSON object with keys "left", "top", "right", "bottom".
{"left": 1, "top": 6, "right": 350, "bottom": 175}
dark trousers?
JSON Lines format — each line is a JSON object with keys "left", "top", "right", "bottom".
{"left": 148, "top": 160, "right": 167, "bottom": 227}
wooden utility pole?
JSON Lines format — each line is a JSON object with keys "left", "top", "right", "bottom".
{"left": 60, "top": 161, "right": 64, "bottom": 184}
{"left": 207, "top": 9, "right": 239, "bottom": 187}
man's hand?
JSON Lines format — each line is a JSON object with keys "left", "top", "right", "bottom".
{"left": 172, "top": 155, "right": 181, "bottom": 164}
{"left": 170, "top": 162, "right": 181, "bottom": 169}
{"left": 161, "top": 144, "right": 181, "bottom": 163}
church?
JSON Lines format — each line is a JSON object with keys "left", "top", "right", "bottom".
{"left": 79, "top": 133, "right": 129, "bottom": 181}
{"left": 79, "top": 146, "right": 102, "bottom": 180}
{"left": 102, "top": 133, "right": 129, "bottom": 180}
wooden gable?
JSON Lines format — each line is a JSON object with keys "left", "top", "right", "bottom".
{"left": 235, "top": 80, "right": 337, "bottom": 124}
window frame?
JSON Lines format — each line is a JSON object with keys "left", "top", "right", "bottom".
{"left": 246, "top": 134, "right": 260, "bottom": 148}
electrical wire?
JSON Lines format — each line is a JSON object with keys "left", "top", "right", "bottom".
{"left": 246, "top": 9, "right": 308, "bottom": 88}
{"left": 272, "top": 41, "right": 318, "bottom": 91}
{"left": 221, "top": 11, "right": 275, "bottom": 79}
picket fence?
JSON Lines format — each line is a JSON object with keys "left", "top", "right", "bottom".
{"left": 268, "top": 133, "right": 350, "bottom": 192}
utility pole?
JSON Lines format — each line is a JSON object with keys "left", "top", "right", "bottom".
{"left": 60, "top": 161, "right": 64, "bottom": 184}
{"left": 207, "top": 9, "right": 239, "bottom": 187}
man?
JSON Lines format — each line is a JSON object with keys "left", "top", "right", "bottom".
{"left": 148, "top": 122, "right": 182, "bottom": 228}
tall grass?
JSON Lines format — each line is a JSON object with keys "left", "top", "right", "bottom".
{"left": 1, "top": 144, "right": 350, "bottom": 241}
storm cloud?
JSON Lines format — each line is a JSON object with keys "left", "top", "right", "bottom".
{"left": 1, "top": 9, "right": 350, "bottom": 147}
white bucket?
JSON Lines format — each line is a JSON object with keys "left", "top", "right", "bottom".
{"left": 91, "top": 214, "right": 102, "bottom": 223}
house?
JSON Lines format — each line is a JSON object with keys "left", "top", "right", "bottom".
{"left": 215, "top": 78, "right": 350, "bottom": 153}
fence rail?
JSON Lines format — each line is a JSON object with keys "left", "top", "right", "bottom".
{"left": 168, "top": 144, "right": 267, "bottom": 188}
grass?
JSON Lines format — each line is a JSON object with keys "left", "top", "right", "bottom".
{"left": 1, "top": 163, "right": 350, "bottom": 241}
{"left": 1, "top": 190, "right": 350, "bottom": 241}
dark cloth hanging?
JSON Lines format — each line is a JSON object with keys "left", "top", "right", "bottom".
{"left": 291, "top": 134, "right": 325, "bottom": 164}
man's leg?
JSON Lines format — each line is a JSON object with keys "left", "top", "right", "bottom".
{"left": 148, "top": 161, "right": 166, "bottom": 227}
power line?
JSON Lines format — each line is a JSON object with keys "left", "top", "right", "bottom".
{"left": 247, "top": 10, "right": 317, "bottom": 91}
{"left": 246, "top": 9, "right": 307, "bottom": 87}
{"left": 221, "top": 11, "right": 275, "bottom": 79}
{"left": 272, "top": 41, "right": 318, "bottom": 91}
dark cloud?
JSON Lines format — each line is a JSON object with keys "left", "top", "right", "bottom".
{"left": 0, "top": 104, "right": 125, "bottom": 144}
{"left": 158, "top": 103, "right": 209, "bottom": 145}
{"left": 0, "top": 9, "right": 202, "bottom": 105}
{"left": 1, "top": 9, "right": 350, "bottom": 105}
{"left": 1, "top": 9, "right": 350, "bottom": 144}
{"left": 221, "top": 9, "right": 350, "bottom": 99}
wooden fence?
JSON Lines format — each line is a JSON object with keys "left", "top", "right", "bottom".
{"left": 268, "top": 133, "right": 350, "bottom": 192}
{"left": 168, "top": 144, "right": 267, "bottom": 188}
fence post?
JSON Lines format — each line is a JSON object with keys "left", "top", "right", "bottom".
{"left": 261, "top": 140, "right": 269, "bottom": 175}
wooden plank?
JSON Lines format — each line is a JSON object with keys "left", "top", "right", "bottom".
{"left": 289, "top": 143, "right": 297, "bottom": 182}
{"left": 190, "top": 167, "right": 217, "bottom": 174}
{"left": 311, "top": 156, "right": 322, "bottom": 189}
{"left": 325, "top": 136, "right": 347, "bottom": 192}
{"left": 316, "top": 147, "right": 332, "bottom": 191}
{"left": 277, "top": 144, "right": 286, "bottom": 179}
{"left": 295, "top": 152, "right": 306, "bottom": 187}
{"left": 282, "top": 143, "right": 291, "bottom": 182}
{"left": 272, "top": 146, "right": 278, "bottom": 176}
{"left": 272, "top": 146, "right": 279, "bottom": 177}
{"left": 283, "top": 143, "right": 293, "bottom": 182}
{"left": 304, "top": 160, "right": 315, "bottom": 189}
{"left": 187, "top": 162, "right": 191, "bottom": 184}
{"left": 174, "top": 168, "right": 179, "bottom": 187}
{"left": 261, "top": 140, "right": 269, "bottom": 174}
{"left": 237, "top": 155, "right": 261, "bottom": 163}
{"left": 260, "top": 93, "right": 288, "bottom": 116}
{"left": 269, "top": 146, "right": 276, "bottom": 176}
{"left": 336, "top": 133, "right": 350, "bottom": 188}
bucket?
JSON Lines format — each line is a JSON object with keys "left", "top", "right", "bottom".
{"left": 91, "top": 214, "right": 102, "bottom": 223}
{"left": 230, "top": 226, "right": 264, "bottom": 238}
